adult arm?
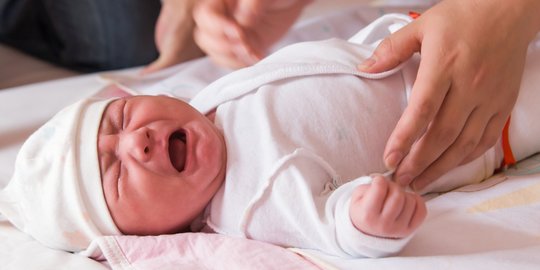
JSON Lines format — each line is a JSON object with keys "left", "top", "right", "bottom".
{"left": 359, "top": 0, "right": 540, "bottom": 190}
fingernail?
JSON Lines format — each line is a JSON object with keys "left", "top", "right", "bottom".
{"left": 358, "top": 57, "right": 376, "bottom": 71}
{"left": 385, "top": 152, "right": 403, "bottom": 171}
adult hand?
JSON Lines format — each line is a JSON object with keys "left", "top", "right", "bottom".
{"left": 143, "top": 0, "right": 204, "bottom": 74}
{"left": 349, "top": 176, "right": 426, "bottom": 239}
{"left": 193, "top": 0, "right": 312, "bottom": 69}
{"left": 359, "top": 0, "right": 540, "bottom": 190}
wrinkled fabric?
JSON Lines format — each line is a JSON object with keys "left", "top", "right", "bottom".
{"left": 85, "top": 233, "right": 321, "bottom": 270}
{"left": 0, "top": 98, "right": 120, "bottom": 252}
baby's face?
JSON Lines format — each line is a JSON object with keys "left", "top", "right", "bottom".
{"left": 97, "top": 95, "right": 226, "bottom": 235}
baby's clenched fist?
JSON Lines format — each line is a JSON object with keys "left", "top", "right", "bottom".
{"left": 349, "top": 175, "right": 426, "bottom": 239}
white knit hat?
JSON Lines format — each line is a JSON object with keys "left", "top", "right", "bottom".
{"left": 0, "top": 98, "right": 121, "bottom": 252}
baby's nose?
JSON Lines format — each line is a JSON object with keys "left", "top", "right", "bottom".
{"left": 119, "top": 128, "right": 152, "bottom": 162}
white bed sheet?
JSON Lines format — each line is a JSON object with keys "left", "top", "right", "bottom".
{"left": 296, "top": 156, "right": 540, "bottom": 269}
{"left": 3, "top": 3, "right": 540, "bottom": 269}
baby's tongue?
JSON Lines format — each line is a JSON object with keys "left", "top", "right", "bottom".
{"left": 169, "top": 137, "right": 186, "bottom": 172}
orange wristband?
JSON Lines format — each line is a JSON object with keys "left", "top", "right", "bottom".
{"left": 500, "top": 116, "right": 516, "bottom": 168}
{"left": 409, "top": 11, "right": 421, "bottom": 19}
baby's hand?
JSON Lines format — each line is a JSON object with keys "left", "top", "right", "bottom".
{"left": 349, "top": 175, "right": 426, "bottom": 239}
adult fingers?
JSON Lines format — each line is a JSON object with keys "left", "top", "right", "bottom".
{"left": 193, "top": 27, "right": 255, "bottom": 68}
{"left": 142, "top": 32, "right": 203, "bottom": 74}
{"left": 194, "top": 0, "right": 257, "bottom": 68}
{"left": 142, "top": 57, "right": 171, "bottom": 74}
{"left": 234, "top": 0, "right": 266, "bottom": 27}
{"left": 142, "top": 43, "right": 204, "bottom": 74}
{"left": 408, "top": 108, "right": 489, "bottom": 190}
{"left": 393, "top": 79, "right": 471, "bottom": 186}
{"left": 385, "top": 38, "right": 452, "bottom": 179}
{"left": 143, "top": 0, "right": 201, "bottom": 74}
{"left": 193, "top": 1, "right": 232, "bottom": 52}
{"left": 459, "top": 113, "right": 508, "bottom": 165}
{"left": 358, "top": 20, "right": 421, "bottom": 73}
{"left": 193, "top": 0, "right": 229, "bottom": 34}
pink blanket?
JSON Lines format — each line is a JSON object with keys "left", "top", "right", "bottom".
{"left": 87, "top": 232, "right": 321, "bottom": 270}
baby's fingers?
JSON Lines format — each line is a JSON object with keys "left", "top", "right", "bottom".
{"left": 397, "top": 194, "right": 426, "bottom": 234}
{"left": 350, "top": 176, "right": 390, "bottom": 235}
{"left": 380, "top": 181, "right": 406, "bottom": 222}
{"left": 362, "top": 176, "right": 390, "bottom": 215}
{"left": 409, "top": 194, "right": 427, "bottom": 231}
{"left": 379, "top": 182, "right": 424, "bottom": 238}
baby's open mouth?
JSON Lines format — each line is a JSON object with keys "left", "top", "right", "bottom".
{"left": 169, "top": 130, "right": 187, "bottom": 173}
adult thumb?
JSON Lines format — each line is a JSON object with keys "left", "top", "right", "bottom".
{"left": 141, "top": 57, "right": 168, "bottom": 75}
{"left": 358, "top": 23, "right": 421, "bottom": 73}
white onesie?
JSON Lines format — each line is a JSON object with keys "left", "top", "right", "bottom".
{"left": 189, "top": 14, "right": 507, "bottom": 258}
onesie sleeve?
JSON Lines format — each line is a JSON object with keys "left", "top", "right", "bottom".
{"left": 326, "top": 176, "right": 413, "bottom": 258}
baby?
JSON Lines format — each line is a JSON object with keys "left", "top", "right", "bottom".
{"left": 2, "top": 14, "right": 540, "bottom": 258}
